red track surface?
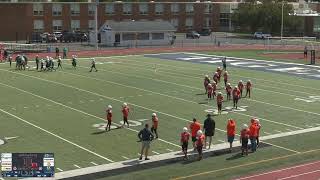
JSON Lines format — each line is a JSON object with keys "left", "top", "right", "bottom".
{"left": 235, "top": 161, "right": 320, "bottom": 180}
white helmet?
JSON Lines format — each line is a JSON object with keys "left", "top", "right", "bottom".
{"left": 239, "top": 80, "right": 243, "bottom": 83}
{"left": 123, "top": 103, "right": 127, "bottom": 106}
{"left": 212, "top": 82, "right": 216, "bottom": 84}
{"left": 208, "top": 83, "right": 212, "bottom": 86}
{"left": 217, "top": 67, "right": 221, "bottom": 70}
{"left": 152, "top": 113, "right": 157, "bottom": 117}
{"left": 248, "top": 80, "right": 251, "bottom": 82}
{"left": 235, "top": 86, "right": 238, "bottom": 88}
{"left": 197, "top": 130, "right": 203, "bottom": 136}
{"left": 183, "top": 127, "right": 188, "bottom": 132}
{"left": 227, "top": 83, "right": 231, "bottom": 86}
{"left": 214, "top": 72, "right": 218, "bottom": 74}
{"left": 225, "top": 71, "right": 228, "bottom": 74}
{"left": 218, "top": 92, "right": 222, "bottom": 95}
{"left": 205, "top": 75, "right": 209, "bottom": 78}
{"left": 255, "top": 119, "right": 260, "bottom": 123}
{"left": 91, "top": 58, "right": 95, "bottom": 60}
{"left": 108, "top": 105, "right": 112, "bottom": 109}
{"left": 243, "top": 124, "right": 248, "bottom": 129}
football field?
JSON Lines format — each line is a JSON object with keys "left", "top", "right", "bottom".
{"left": 0, "top": 52, "right": 319, "bottom": 179}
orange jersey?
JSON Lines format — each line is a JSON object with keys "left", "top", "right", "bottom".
{"left": 106, "top": 109, "right": 112, "bottom": 121}
{"left": 249, "top": 123, "right": 258, "bottom": 137}
{"left": 217, "top": 95, "right": 223, "bottom": 104}
{"left": 240, "top": 128, "right": 249, "bottom": 139}
{"left": 196, "top": 134, "right": 205, "bottom": 146}
{"left": 207, "top": 85, "right": 213, "bottom": 94}
{"left": 180, "top": 132, "right": 190, "bottom": 143}
{"left": 238, "top": 82, "right": 244, "bottom": 90}
{"left": 246, "top": 82, "right": 252, "bottom": 89}
{"left": 190, "top": 122, "right": 201, "bottom": 137}
{"left": 227, "top": 120, "right": 236, "bottom": 136}
{"left": 152, "top": 117, "right": 159, "bottom": 129}
{"left": 226, "top": 85, "right": 232, "bottom": 94}
{"left": 232, "top": 89, "right": 241, "bottom": 98}
{"left": 122, "top": 107, "right": 129, "bottom": 118}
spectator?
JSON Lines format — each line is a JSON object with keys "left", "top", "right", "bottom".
{"left": 255, "top": 119, "right": 261, "bottom": 147}
{"left": 226, "top": 119, "right": 236, "bottom": 152}
{"left": 190, "top": 118, "right": 201, "bottom": 150}
{"left": 55, "top": 47, "right": 59, "bottom": 58}
{"left": 304, "top": 46, "right": 308, "bottom": 58}
{"left": 138, "top": 123, "right": 154, "bottom": 161}
{"left": 180, "top": 127, "right": 190, "bottom": 160}
{"left": 249, "top": 118, "right": 258, "bottom": 152}
{"left": 63, "top": 47, "right": 68, "bottom": 59}
{"left": 203, "top": 114, "right": 215, "bottom": 149}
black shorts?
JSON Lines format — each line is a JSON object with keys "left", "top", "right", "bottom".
{"left": 123, "top": 117, "right": 128, "bottom": 122}
{"left": 192, "top": 136, "right": 197, "bottom": 142}
{"left": 218, "top": 103, "right": 222, "bottom": 110}
{"left": 205, "top": 130, "right": 214, "bottom": 137}
{"left": 107, "top": 120, "right": 111, "bottom": 125}
{"left": 181, "top": 142, "right": 188, "bottom": 151}
{"left": 197, "top": 145, "right": 203, "bottom": 154}
{"left": 241, "top": 138, "right": 248, "bottom": 149}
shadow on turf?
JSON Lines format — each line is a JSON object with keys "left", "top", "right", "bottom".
{"left": 91, "top": 127, "right": 122, "bottom": 135}
{"left": 67, "top": 143, "right": 272, "bottom": 180}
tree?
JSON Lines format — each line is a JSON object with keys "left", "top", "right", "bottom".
{"left": 232, "top": 0, "right": 303, "bottom": 35}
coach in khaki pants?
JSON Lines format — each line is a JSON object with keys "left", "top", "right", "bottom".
{"left": 138, "top": 123, "right": 154, "bottom": 160}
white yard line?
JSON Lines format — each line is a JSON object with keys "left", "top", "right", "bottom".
{"left": 56, "top": 168, "right": 64, "bottom": 172}
{"left": 90, "top": 162, "right": 98, "bottom": 166}
{"left": 0, "top": 70, "right": 299, "bottom": 154}
{"left": 121, "top": 156, "right": 129, "bottom": 160}
{"left": 0, "top": 107, "right": 114, "bottom": 163}
{"left": 264, "top": 132, "right": 271, "bottom": 135}
{"left": 152, "top": 151, "right": 160, "bottom": 155}
{"left": 0, "top": 81, "right": 180, "bottom": 149}
{"left": 218, "top": 140, "right": 225, "bottom": 143}
{"left": 59, "top": 70, "right": 303, "bottom": 130}
{"left": 275, "top": 130, "right": 282, "bottom": 133}
{"left": 166, "top": 149, "right": 173, "bottom": 152}
{"left": 73, "top": 164, "right": 81, "bottom": 169}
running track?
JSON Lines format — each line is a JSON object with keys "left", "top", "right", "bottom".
{"left": 235, "top": 161, "right": 320, "bottom": 180}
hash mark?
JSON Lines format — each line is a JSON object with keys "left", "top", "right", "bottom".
{"left": 73, "top": 164, "right": 81, "bottom": 169}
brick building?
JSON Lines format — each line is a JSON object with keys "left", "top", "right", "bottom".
{"left": 0, "top": 0, "right": 318, "bottom": 41}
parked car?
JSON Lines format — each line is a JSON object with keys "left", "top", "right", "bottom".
{"left": 46, "top": 34, "right": 57, "bottom": 43}
{"left": 30, "top": 32, "right": 43, "bottom": 43}
{"left": 198, "top": 29, "right": 212, "bottom": 36}
{"left": 60, "top": 31, "right": 75, "bottom": 42}
{"left": 253, "top": 32, "right": 272, "bottom": 39}
{"left": 53, "top": 32, "right": 63, "bottom": 40}
{"left": 186, "top": 31, "right": 200, "bottom": 39}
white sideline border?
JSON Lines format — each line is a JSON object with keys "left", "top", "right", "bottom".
{"left": 51, "top": 126, "right": 320, "bottom": 180}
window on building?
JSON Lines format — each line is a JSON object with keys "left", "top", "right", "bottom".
{"left": 122, "top": 33, "right": 135, "bottom": 41}
{"left": 88, "top": 4, "right": 95, "bottom": 16}
{"left": 33, "top": 4, "right": 44, "bottom": 16}
{"left": 139, "top": 3, "right": 148, "bottom": 15}
{"left": 137, "top": 33, "right": 149, "bottom": 40}
{"left": 123, "top": 3, "right": 132, "bottom": 15}
{"left": 314, "top": 17, "right": 320, "bottom": 32}
{"left": 53, "top": 20, "right": 62, "bottom": 31}
{"left": 33, "top": 20, "right": 44, "bottom": 32}
{"left": 155, "top": 3, "right": 163, "bottom": 15}
{"left": 152, "top": 33, "right": 164, "bottom": 40}
{"left": 70, "top": 4, "right": 80, "bottom": 16}
{"left": 88, "top": 20, "right": 95, "bottom": 31}
{"left": 105, "top": 4, "right": 114, "bottom": 15}
{"left": 171, "top": 3, "right": 179, "bottom": 15}
{"left": 170, "top": 18, "right": 179, "bottom": 28}
{"left": 204, "top": 17, "right": 212, "bottom": 28}
{"left": 71, "top": 20, "right": 80, "bottom": 31}
{"left": 185, "top": 4, "right": 194, "bottom": 14}
{"left": 204, "top": 4, "right": 212, "bottom": 14}
{"left": 185, "top": 17, "right": 193, "bottom": 29}
{"left": 52, "top": 4, "right": 62, "bottom": 16}
{"left": 220, "top": 13, "right": 230, "bottom": 27}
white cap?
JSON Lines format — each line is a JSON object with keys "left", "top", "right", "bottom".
{"left": 197, "top": 130, "right": 203, "bottom": 136}
{"left": 208, "top": 83, "right": 212, "bottom": 86}
{"left": 108, "top": 105, "right": 112, "bottom": 109}
{"left": 227, "top": 83, "right": 231, "bottom": 86}
{"left": 218, "top": 92, "right": 222, "bottom": 95}
{"left": 183, "top": 127, "right": 188, "bottom": 132}
{"left": 217, "top": 67, "right": 221, "bottom": 69}
{"left": 255, "top": 119, "right": 260, "bottom": 123}
{"left": 235, "top": 86, "right": 238, "bottom": 88}
{"left": 215, "top": 72, "right": 218, "bottom": 74}
{"left": 123, "top": 103, "right": 127, "bottom": 106}
{"left": 152, "top": 113, "right": 157, "bottom": 117}
{"left": 225, "top": 71, "right": 228, "bottom": 74}
{"left": 243, "top": 124, "right": 248, "bottom": 129}
{"left": 239, "top": 80, "right": 243, "bottom": 83}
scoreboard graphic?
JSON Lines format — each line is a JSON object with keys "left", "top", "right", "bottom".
{"left": 1, "top": 153, "right": 54, "bottom": 177}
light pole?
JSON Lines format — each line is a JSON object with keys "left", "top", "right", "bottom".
{"left": 95, "top": 0, "right": 99, "bottom": 50}
{"left": 281, "top": 0, "right": 284, "bottom": 40}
